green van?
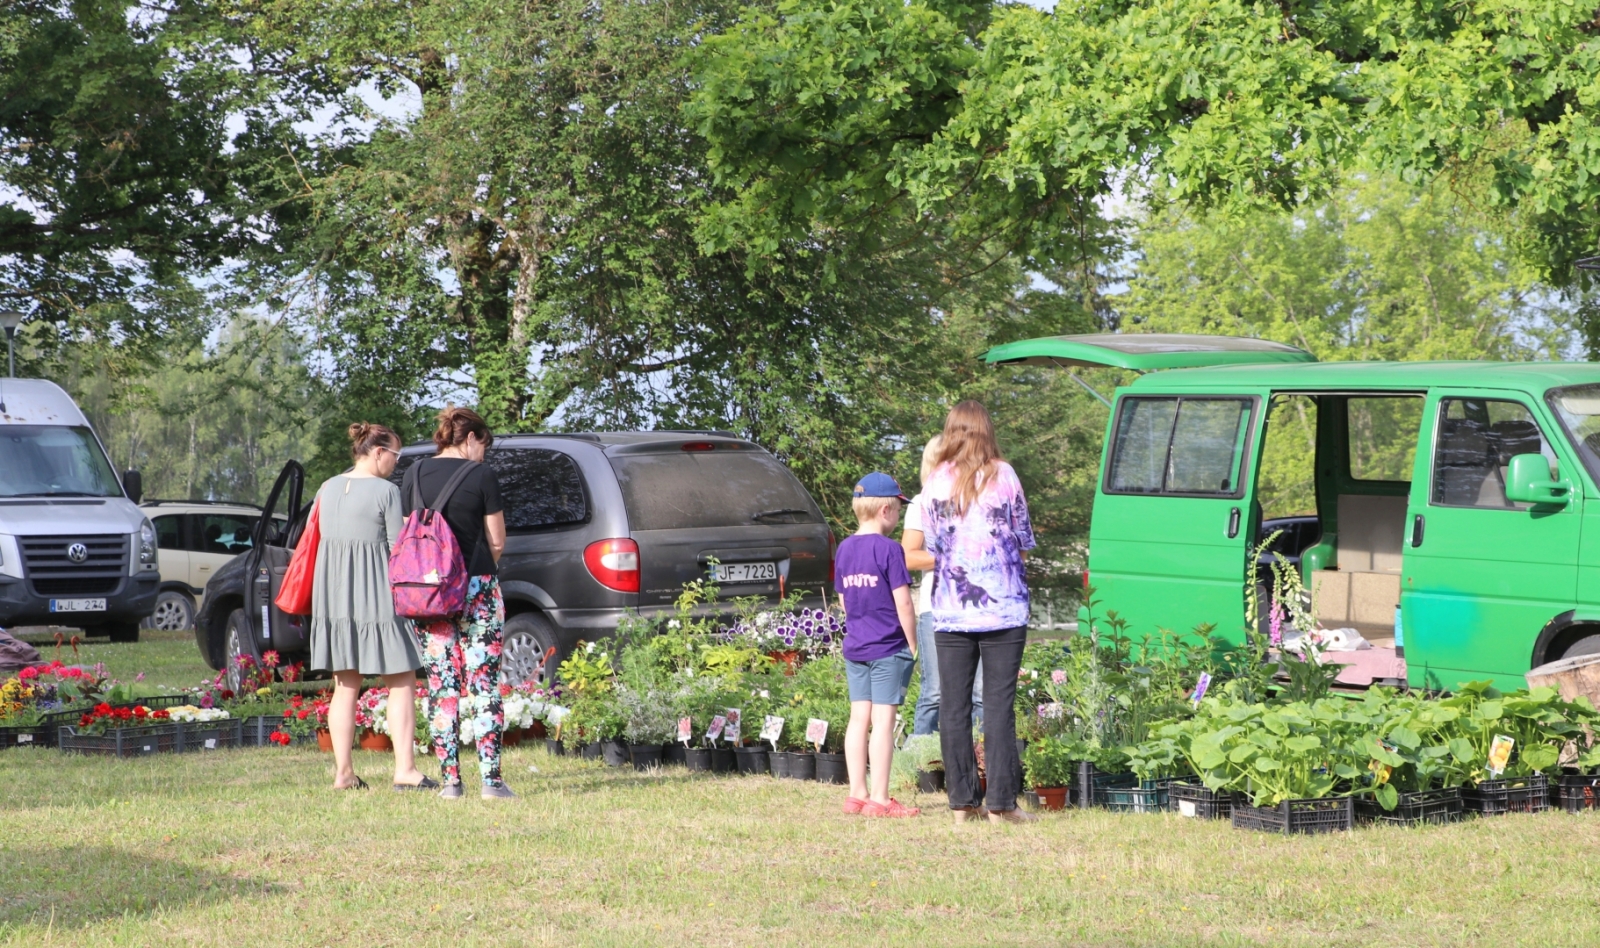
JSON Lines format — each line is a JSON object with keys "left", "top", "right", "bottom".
{"left": 985, "top": 333, "right": 1600, "bottom": 693}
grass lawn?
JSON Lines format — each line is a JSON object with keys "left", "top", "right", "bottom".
{"left": 14, "top": 627, "right": 216, "bottom": 695}
{"left": 4, "top": 742, "right": 1600, "bottom": 947}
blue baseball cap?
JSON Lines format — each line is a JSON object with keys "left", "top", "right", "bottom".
{"left": 853, "top": 472, "right": 909, "bottom": 502}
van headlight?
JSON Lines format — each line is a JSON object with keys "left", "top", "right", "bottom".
{"left": 137, "top": 519, "right": 158, "bottom": 571}
{"left": 0, "top": 534, "right": 20, "bottom": 580}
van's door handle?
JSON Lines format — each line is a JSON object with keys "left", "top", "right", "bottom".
{"left": 1227, "top": 507, "right": 1241, "bottom": 539}
{"left": 1411, "top": 514, "right": 1425, "bottom": 548}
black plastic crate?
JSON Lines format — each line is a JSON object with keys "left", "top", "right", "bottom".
{"left": 0, "top": 723, "right": 53, "bottom": 749}
{"left": 1462, "top": 775, "right": 1550, "bottom": 817}
{"left": 1355, "top": 786, "right": 1462, "bottom": 826}
{"left": 135, "top": 695, "right": 191, "bottom": 711}
{"left": 1169, "top": 780, "right": 1234, "bottom": 819}
{"left": 59, "top": 723, "right": 182, "bottom": 757}
{"left": 240, "top": 715, "right": 284, "bottom": 747}
{"left": 1231, "top": 796, "right": 1354, "bottom": 834}
{"left": 1075, "top": 761, "right": 1138, "bottom": 808}
{"left": 1102, "top": 777, "right": 1176, "bottom": 814}
{"left": 178, "top": 719, "right": 243, "bottom": 752}
{"left": 1556, "top": 773, "right": 1600, "bottom": 814}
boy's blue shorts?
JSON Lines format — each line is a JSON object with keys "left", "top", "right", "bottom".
{"left": 845, "top": 649, "right": 916, "bottom": 705}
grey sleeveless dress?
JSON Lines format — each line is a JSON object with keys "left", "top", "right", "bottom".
{"left": 308, "top": 475, "right": 422, "bottom": 675}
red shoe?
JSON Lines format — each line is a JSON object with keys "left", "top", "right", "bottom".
{"left": 841, "top": 797, "right": 869, "bottom": 815}
{"left": 862, "top": 798, "right": 921, "bottom": 818}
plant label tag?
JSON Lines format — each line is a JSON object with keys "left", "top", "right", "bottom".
{"left": 204, "top": 738, "right": 217, "bottom": 750}
{"left": 16, "top": 734, "right": 32, "bottom": 744}
{"left": 805, "top": 718, "right": 828, "bottom": 750}
{"left": 761, "top": 715, "right": 784, "bottom": 750}
{"left": 722, "top": 708, "right": 741, "bottom": 744}
{"left": 1487, "top": 734, "right": 1515, "bottom": 776}
{"left": 1178, "top": 800, "right": 1197, "bottom": 818}
{"left": 142, "top": 745, "right": 153, "bottom": 753}
{"left": 706, "top": 715, "right": 726, "bottom": 745}
{"left": 678, "top": 716, "right": 693, "bottom": 745}
{"left": 1191, "top": 672, "right": 1212, "bottom": 706}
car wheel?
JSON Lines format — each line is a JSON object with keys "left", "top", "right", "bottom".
{"left": 502, "top": 612, "right": 559, "bottom": 688}
{"left": 142, "top": 591, "right": 196, "bottom": 631}
{"left": 1555, "top": 632, "right": 1600, "bottom": 662}
{"left": 104, "top": 622, "right": 140, "bottom": 644}
{"left": 224, "top": 609, "right": 255, "bottom": 692}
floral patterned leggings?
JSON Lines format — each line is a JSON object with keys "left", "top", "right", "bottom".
{"left": 417, "top": 576, "right": 505, "bottom": 788}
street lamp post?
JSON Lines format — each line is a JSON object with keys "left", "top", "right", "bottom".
{"left": 0, "top": 311, "right": 22, "bottom": 377}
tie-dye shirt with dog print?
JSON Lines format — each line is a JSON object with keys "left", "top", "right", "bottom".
{"left": 922, "top": 460, "right": 1036, "bottom": 633}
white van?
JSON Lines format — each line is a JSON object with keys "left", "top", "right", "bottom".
{"left": 0, "top": 378, "right": 159, "bottom": 641}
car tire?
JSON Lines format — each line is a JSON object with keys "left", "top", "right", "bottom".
{"left": 142, "top": 591, "right": 196, "bottom": 631}
{"left": 502, "top": 612, "right": 560, "bottom": 688}
{"left": 104, "top": 622, "right": 141, "bottom": 644}
{"left": 1552, "top": 631, "right": 1600, "bottom": 663}
{"left": 223, "top": 608, "right": 257, "bottom": 692}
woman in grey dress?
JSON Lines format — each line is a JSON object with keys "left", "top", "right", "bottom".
{"left": 310, "top": 423, "right": 433, "bottom": 791}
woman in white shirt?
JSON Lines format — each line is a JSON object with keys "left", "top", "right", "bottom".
{"left": 901, "top": 436, "right": 982, "bottom": 736}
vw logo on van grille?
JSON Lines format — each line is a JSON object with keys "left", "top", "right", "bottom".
{"left": 66, "top": 543, "right": 89, "bottom": 563}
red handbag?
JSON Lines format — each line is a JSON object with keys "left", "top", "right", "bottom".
{"left": 274, "top": 499, "right": 321, "bottom": 616}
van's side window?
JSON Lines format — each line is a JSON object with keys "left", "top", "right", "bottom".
{"left": 1431, "top": 398, "right": 1557, "bottom": 509}
{"left": 1347, "top": 396, "right": 1423, "bottom": 482}
{"left": 486, "top": 448, "right": 589, "bottom": 531}
{"left": 152, "top": 515, "right": 184, "bottom": 551}
{"left": 1108, "top": 397, "right": 1253, "bottom": 496}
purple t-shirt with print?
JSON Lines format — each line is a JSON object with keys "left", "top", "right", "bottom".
{"left": 832, "top": 533, "right": 912, "bottom": 662}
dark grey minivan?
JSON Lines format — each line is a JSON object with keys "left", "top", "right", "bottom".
{"left": 392, "top": 431, "right": 833, "bottom": 684}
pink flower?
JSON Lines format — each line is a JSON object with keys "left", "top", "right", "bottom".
{"left": 18, "top": 666, "right": 38, "bottom": 680}
{"left": 1268, "top": 599, "right": 1285, "bottom": 647}
{"left": 1051, "top": 669, "right": 1066, "bottom": 685}
{"left": 135, "top": 672, "right": 145, "bottom": 682}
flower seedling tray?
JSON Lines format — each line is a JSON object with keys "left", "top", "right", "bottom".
{"left": 178, "top": 719, "right": 244, "bottom": 753}
{"left": 1231, "top": 796, "right": 1354, "bottom": 834}
{"left": 241, "top": 716, "right": 283, "bottom": 747}
{"left": 1102, "top": 777, "right": 1176, "bottom": 814}
{"left": 59, "top": 723, "right": 182, "bottom": 757}
{"left": 1354, "top": 787, "right": 1462, "bottom": 826}
{"left": 1074, "top": 762, "right": 1137, "bottom": 809}
{"left": 0, "top": 723, "right": 54, "bottom": 749}
{"left": 1462, "top": 775, "right": 1550, "bottom": 817}
{"left": 1168, "top": 781, "right": 1234, "bottom": 819}
{"left": 1556, "top": 773, "right": 1600, "bottom": 814}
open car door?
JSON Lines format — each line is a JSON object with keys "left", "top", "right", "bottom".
{"left": 244, "top": 460, "right": 306, "bottom": 658}
{"left": 983, "top": 333, "right": 1316, "bottom": 371}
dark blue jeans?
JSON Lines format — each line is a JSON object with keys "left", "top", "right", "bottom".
{"left": 936, "top": 625, "right": 1026, "bottom": 812}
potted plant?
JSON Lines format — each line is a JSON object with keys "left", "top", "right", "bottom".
{"left": 354, "top": 688, "right": 392, "bottom": 751}
{"left": 1022, "top": 735, "right": 1076, "bottom": 810}
{"left": 900, "top": 733, "right": 944, "bottom": 793}
{"left": 618, "top": 679, "right": 677, "bottom": 770}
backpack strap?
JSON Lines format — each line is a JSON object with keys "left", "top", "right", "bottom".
{"left": 422, "top": 459, "right": 480, "bottom": 513}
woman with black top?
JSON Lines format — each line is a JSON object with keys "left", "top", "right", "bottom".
{"left": 402, "top": 407, "right": 513, "bottom": 799}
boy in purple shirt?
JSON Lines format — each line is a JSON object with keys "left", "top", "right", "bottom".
{"left": 833, "top": 472, "right": 920, "bottom": 818}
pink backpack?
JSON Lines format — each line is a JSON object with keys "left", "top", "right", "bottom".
{"left": 390, "top": 460, "right": 480, "bottom": 621}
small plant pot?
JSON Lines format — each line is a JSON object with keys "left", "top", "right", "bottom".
{"left": 358, "top": 731, "right": 393, "bottom": 752}
{"left": 770, "top": 751, "right": 792, "bottom": 779}
{"left": 684, "top": 747, "right": 713, "bottom": 772}
{"left": 543, "top": 738, "right": 566, "bottom": 756}
{"left": 601, "top": 738, "right": 630, "bottom": 767}
{"left": 710, "top": 746, "right": 737, "bottom": 773}
{"left": 1022, "top": 790, "right": 1041, "bottom": 810}
{"left": 1035, "top": 786, "right": 1070, "bottom": 811}
{"left": 663, "top": 742, "right": 688, "bottom": 766}
{"left": 733, "top": 746, "right": 769, "bottom": 775}
{"left": 815, "top": 751, "right": 848, "bottom": 785}
{"left": 316, "top": 728, "right": 333, "bottom": 753}
{"left": 581, "top": 741, "right": 602, "bottom": 760}
{"left": 785, "top": 752, "right": 816, "bottom": 781}
{"left": 629, "top": 742, "right": 662, "bottom": 770}
{"left": 768, "top": 650, "right": 801, "bottom": 675}
{"left": 916, "top": 769, "right": 946, "bottom": 794}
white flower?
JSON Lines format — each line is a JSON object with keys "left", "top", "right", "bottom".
{"left": 668, "top": 620, "right": 681, "bottom": 630}
{"left": 585, "top": 641, "right": 597, "bottom": 654}
{"left": 759, "top": 690, "right": 769, "bottom": 699}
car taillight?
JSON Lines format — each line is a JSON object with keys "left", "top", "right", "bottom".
{"left": 827, "top": 530, "right": 837, "bottom": 584}
{"left": 681, "top": 442, "right": 715, "bottom": 452}
{"left": 584, "top": 538, "right": 640, "bottom": 593}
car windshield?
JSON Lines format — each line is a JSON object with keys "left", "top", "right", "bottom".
{"left": 609, "top": 449, "right": 821, "bottom": 531}
{"left": 1546, "top": 384, "right": 1600, "bottom": 486}
{"left": 0, "top": 425, "right": 123, "bottom": 499}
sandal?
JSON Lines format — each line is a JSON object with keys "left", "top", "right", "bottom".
{"left": 393, "top": 776, "right": 440, "bottom": 792}
{"left": 338, "top": 776, "right": 370, "bottom": 791}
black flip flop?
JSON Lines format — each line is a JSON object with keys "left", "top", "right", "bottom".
{"left": 340, "top": 776, "right": 370, "bottom": 791}
{"left": 393, "top": 776, "right": 441, "bottom": 792}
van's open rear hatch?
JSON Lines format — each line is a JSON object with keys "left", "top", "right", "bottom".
{"left": 983, "top": 333, "right": 1316, "bottom": 371}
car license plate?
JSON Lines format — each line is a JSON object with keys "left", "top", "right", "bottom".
{"left": 50, "top": 598, "right": 106, "bottom": 613}
{"left": 711, "top": 562, "right": 777, "bottom": 584}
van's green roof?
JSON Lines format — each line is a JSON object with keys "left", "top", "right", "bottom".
{"left": 1124, "top": 360, "right": 1600, "bottom": 393}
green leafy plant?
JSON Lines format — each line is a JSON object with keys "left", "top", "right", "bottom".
{"left": 1023, "top": 734, "right": 1079, "bottom": 789}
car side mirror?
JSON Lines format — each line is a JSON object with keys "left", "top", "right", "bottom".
{"left": 1504, "top": 453, "right": 1569, "bottom": 506}
{"left": 123, "top": 469, "right": 143, "bottom": 504}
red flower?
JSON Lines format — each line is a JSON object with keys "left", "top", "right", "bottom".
{"left": 220, "top": 689, "right": 235, "bottom": 700}
{"left": 79, "top": 714, "right": 92, "bottom": 727}
{"left": 499, "top": 683, "right": 513, "bottom": 698}
{"left": 269, "top": 730, "right": 291, "bottom": 746}
{"left": 262, "top": 650, "right": 281, "bottom": 668}
{"left": 150, "top": 709, "right": 170, "bottom": 720}
{"left": 133, "top": 706, "right": 149, "bottom": 718}
{"left": 93, "top": 703, "right": 112, "bottom": 715}
{"left": 18, "top": 666, "right": 38, "bottom": 680}
{"left": 297, "top": 709, "right": 310, "bottom": 720}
